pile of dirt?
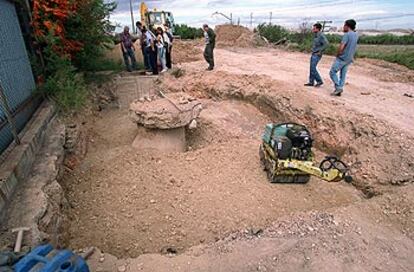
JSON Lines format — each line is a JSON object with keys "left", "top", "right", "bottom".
{"left": 129, "top": 93, "right": 202, "bottom": 129}
{"left": 172, "top": 40, "right": 204, "bottom": 64}
{"left": 215, "top": 25, "right": 266, "bottom": 48}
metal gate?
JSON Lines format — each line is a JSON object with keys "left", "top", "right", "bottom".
{"left": 0, "top": 0, "right": 41, "bottom": 157}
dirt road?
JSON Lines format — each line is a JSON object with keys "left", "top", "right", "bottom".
{"left": 61, "top": 45, "right": 413, "bottom": 271}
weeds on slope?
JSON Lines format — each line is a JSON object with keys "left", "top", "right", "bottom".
{"left": 29, "top": 0, "right": 119, "bottom": 113}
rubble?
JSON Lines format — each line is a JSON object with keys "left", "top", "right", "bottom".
{"left": 129, "top": 92, "right": 203, "bottom": 129}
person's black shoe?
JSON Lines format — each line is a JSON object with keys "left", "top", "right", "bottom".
{"left": 206, "top": 67, "right": 214, "bottom": 71}
{"left": 315, "top": 82, "right": 324, "bottom": 87}
{"left": 304, "top": 83, "right": 314, "bottom": 87}
{"left": 331, "top": 89, "right": 343, "bottom": 96}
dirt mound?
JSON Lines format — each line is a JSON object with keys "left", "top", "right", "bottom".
{"left": 172, "top": 40, "right": 204, "bottom": 64}
{"left": 216, "top": 25, "right": 265, "bottom": 48}
{"left": 129, "top": 93, "right": 202, "bottom": 129}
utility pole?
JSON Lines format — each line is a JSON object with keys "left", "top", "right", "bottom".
{"left": 269, "top": 12, "right": 272, "bottom": 25}
{"left": 129, "top": 0, "right": 135, "bottom": 33}
{"left": 212, "top": 12, "right": 233, "bottom": 25}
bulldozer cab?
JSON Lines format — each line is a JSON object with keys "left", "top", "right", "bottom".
{"left": 146, "top": 11, "right": 175, "bottom": 33}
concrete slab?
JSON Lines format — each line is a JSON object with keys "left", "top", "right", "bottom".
{"left": 132, "top": 126, "right": 186, "bottom": 153}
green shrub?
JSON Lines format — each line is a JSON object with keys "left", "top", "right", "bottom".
{"left": 174, "top": 24, "right": 204, "bottom": 39}
{"left": 326, "top": 33, "right": 414, "bottom": 45}
{"left": 40, "top": 60, "right": 87, "bottom": 113}
{"left": 359, "top": 34, "right": 414, "bottom": 45}
{"left": 256, "top": 24, "right": 290, "bottom": 43}
{"left": 66, "top": 0, "right": 117, "bottom": 71}
{"left": 31, "top": 0, "right": 118, "bottom": 112}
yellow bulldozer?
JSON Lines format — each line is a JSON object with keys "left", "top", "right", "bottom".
{"left": 140, "top": 2, "right": 175, "bottom": 33}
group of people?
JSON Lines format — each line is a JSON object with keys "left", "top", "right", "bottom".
{"left": 305, "top": 19, "right": 358, "bottom": 96}
{"left": 120, "top": 22, "right": 174, "bottom": 75}
{"left": 121, "top": 19, "right": 358, "bottom": 97}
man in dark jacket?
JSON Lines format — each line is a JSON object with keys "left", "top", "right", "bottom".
{"left": 203, "top": 24, "right": 216, "bottom": 71}
{"left": 120, "top": 26, "right": 137, "bottom": 72}
{"left": 304, "top": 23, "right": 329, "bottom": 87}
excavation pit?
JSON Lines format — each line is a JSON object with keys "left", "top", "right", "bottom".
{"left": 62, "top": 94, "right": 362, "bottom": 258}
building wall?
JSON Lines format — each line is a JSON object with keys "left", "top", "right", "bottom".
{"left": 0, "top": 0, "right": 40, "bottom": 156}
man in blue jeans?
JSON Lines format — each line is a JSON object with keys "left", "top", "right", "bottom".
{"left": 120, "top": 26, "right": 137, "bottom": 72}
{"left": 305, "top": 23, "right": 329, "bottom": 88}
{"left": 330, "top": 19, "right": 359, "bottom": 96}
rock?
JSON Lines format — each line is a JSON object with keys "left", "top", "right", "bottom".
{"left": 250, "top": 227, "right": 263, "bottom": 236}
{"left": 99, "top": 257, "right": 105, "bottom": 263}
{"left": 118, "top": 265, "right": 127, "bottom": 272}
{"left": 129, "top": 92, "right": 203, "bottom": 129}
{"left": 188, "top": 119, "right": 197, "bottom": 130}
{"left": 150, "top": 199, "right": 156, "bottom": 204}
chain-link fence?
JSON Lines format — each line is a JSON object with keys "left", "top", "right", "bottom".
{"left": 0, "top": 0, "right": 42, "bottom": 161}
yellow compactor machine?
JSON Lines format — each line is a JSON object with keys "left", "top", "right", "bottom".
{"left": 259, "top": 123, "right": 353, "bottom": 183}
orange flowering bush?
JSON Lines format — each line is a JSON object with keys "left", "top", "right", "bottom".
{"left": 32, "top": 0, "right": 84, "bottom": 57}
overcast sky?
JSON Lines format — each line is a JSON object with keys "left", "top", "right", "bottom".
{"left": 110, "top": 0, "right": 414, "bottom": 30}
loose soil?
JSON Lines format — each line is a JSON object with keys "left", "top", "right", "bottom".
{"left": 62, "top": 40, "right": 414, "bottom": 271}
{"left": 215, "top": 25, "right": 266, "bottom": 48}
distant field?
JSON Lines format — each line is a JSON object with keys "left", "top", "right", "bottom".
{"left": 356, "top": 45, "right": 414, "bottom": 70}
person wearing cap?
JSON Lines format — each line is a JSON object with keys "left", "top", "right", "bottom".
{"left": 329, "top": 19, "right": 359, "bottom": 96}
{"left": 304, "top": 23, "right": 329, "bottom": 88}
{"left": 203, "top": 24, "right": 216, "bottom": 71}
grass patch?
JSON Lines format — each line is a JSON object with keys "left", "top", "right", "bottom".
{"left": 40, "top": 63, "right": 88, "bottom": 113}
{"left": 356, "top": 45, "right": 414, "bottom": 69}
{"left": 170, "top": 67, "right": 185, "bottom": 78}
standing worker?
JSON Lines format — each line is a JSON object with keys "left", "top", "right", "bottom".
{"left": 120, "top": 26, "right": 137, "bottom": 72}
{"left": 156, "top": 27, "right": 168, "bottom": 73}
{"left": 136, "top": 21, "right": 150, "bottom": 71}
{"left": 329, "top": 19, "right": 358, "bottom": 96}
{"left": 304, "top": 23, "right": 329, "bottom": 88}
{"left": 164, "top": 23, "right": 174, "bottom": 69}
{"left": 203, "top": 24, "right": 216, "bottom": 71}
{"left": 142, "top": 27, "right": 158, "bottom": 75}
